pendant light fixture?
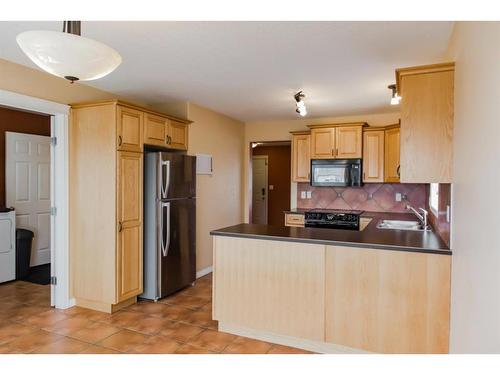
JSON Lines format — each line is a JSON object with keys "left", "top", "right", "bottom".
{"left": 388, "top": 84, "right": 401, "bottom": 105}
{"left": 17, "top": 21, "right": 122, "bottom": 83}
{"left": 294, "top": 91, "right": 307, "bottom": 117}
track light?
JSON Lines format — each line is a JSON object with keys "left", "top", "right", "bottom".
{"left": 294, "top": 91, "right": 307, "bottom": 117}
{"left": 388, "top": 84, "right": 401, "bottom": 105}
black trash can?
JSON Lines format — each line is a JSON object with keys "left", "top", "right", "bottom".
{"left": 16, "top": 229, "right": 34, "bottom": 279}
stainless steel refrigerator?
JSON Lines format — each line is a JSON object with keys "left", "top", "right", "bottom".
{"left": 141, "top": 151, "right": 196, "bottom": 300}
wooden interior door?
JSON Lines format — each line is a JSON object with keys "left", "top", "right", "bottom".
{"left": 384, "top": 127, "right": 400, "bottom": 182}
{"left": 116, "top": 151, "right": 143, "bottom": 302}
{"left": 168, "top": 120, "right": 188, "bottom": 150}
{"left": 336, "top": 126, "right": 362, "bottom": 159}
{"left": 144, "top": 114, "right": 167, "bottom": 147}
{"left": 117, "top": 106, "right": 143, "bottom": 152}
{"left": 311, "top": 128, "right": 335, "bottom": 159}
{"left": 362, "top": 130, "right": 384, "bottom": 182}
{"left": 291, "top": 133, "right": 310, "bottom": 182}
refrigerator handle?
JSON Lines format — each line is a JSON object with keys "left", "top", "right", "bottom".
{"left": 160, "top": 160, "right": 170, "bottom": 200}
{"left": 161, "top": 202, "right": 171, "bottom": 257}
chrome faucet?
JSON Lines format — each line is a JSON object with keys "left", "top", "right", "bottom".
{"left": 406, "top": 204, "right": 429, "bottom": 230}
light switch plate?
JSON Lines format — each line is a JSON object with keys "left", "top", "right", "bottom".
{"left": 306, "top": 191, "right": 312, "bottom": 199}
{"left": 301, "top": 191, "right": 307, "bottom": 199}
{"left": 395, "top": 193, "right": 402, "bottom": 202}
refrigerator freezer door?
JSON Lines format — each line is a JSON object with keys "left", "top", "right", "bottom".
{"left": 159, "top": 153, "right": 196, "bottom": 199}
{"left": 159, "top": 197, "right": 196, "bottom": 297}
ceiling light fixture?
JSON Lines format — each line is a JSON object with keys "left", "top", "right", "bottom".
{"left": 16, "top": 21, "right": 122, "bottom": 84}
{"left": 388, "top": 84, "right": 401, "bottom": 105}
{"left": 294, "top": 91, "right": 307, "bottom": 117}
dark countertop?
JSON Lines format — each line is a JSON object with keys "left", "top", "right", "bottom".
{"left": 210, "top": 211, "right": 451, "bottom": 255}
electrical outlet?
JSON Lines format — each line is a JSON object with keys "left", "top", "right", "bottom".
{"left": 306, "top": 191, "right": 312, "bottom": 199}
{"left": 395, "top": 193, "right": 402, "bottom": 202}
{"left": 301, "top": 191, "right": 307, "bottom": 199}
{"left": 269, "top": 185, "right": 274, "bottom": 191}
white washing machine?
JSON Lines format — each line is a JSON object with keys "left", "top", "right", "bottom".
{"left": 0, "top": 209, "right": 16, "bottom": 283}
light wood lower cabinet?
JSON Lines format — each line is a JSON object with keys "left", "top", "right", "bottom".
{"left": 325, "top": 245, "right": 451, "bottom": 353}
{"left": 116, "top": 151, "right": 143, "bottom": 302}
{"left": 213, "top": 236, "right": 325, "bottom": 341}
{"left": 284, "top": 212, "right": 305, "bottom": 227}
{"left": 212, "top": 236, "right": 451, "bottom": 353}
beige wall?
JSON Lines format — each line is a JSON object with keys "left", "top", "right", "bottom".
{"left": 0, "top": 58, "right": 145, "bottom": 106}
{"left": 187, "top": 103, "right": 245, "bottom": 272}
{"left": 446, "top": 22, "right": 500, "bottom": 353}
{"left": 243, "top": 112, "right": 400, "bottom": 222}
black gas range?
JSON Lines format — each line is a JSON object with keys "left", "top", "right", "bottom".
{"left": 304, "top": 209, "right": 364, "bottom": 231}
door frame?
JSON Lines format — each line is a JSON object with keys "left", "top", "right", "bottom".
{"left": 0, "top": 89, "right": 71, "bottom": 309}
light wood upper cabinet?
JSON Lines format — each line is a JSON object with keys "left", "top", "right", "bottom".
{"left": 291, "top": 131, "right": 311, "bottom": 182}
{"left": 397, "top": 62, "right": 454, "bottom": 183}
{"left": 168, "top": 120, "right": 189, "bottom": 150}
{"left": 310, "top": 128, "right": 335, "bottom": 159}
{"left": 144, "top": 114, "right": 167, "bottom": 147}
{"left": 362, "top": 129, "right": 385, "bottom": 183}
{"left": 309, "top": 123, "right": 365, "bottom": 159}
{"left": 325, "top": 245, "right": 451, "bottom": 354}
{"left": 116, "top": 151, "right": 143, "bottom": 302}
{"left": 384, "top": 126, "right": 400, "bottom": 183}
{"left": 336, "top": 126, "right": 363, "bottom": 159}
{"left": 117, "top": 106, "right": 143, "bottom": 152}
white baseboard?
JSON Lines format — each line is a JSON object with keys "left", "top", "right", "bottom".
{"left": 218, "top": 322, "right": 371, "bottom": 354}
{"left": 196, "top": 266, "right": 213, "bottom": 279}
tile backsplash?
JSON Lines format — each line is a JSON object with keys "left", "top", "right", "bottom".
{"left": 297, "top": 183, "right": 428, "bottom": 213}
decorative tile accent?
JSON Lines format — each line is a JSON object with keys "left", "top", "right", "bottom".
{"left": 297, "top": 183, "right": 428, "bottom": 213}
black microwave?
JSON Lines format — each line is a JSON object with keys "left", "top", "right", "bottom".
{"left": 310, "top": 159, "right": 363, "bottom": 187}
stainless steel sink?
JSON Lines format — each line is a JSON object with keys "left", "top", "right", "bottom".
{"left": 376, "top": 219, "right": 431, "bottom": 232}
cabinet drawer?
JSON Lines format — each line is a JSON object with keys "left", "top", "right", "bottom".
{"left": 285, "top": 213, "right": 305, "bottom": 227}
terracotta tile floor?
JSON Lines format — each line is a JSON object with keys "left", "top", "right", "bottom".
{"left": 0, "top": 274, "right": 312, "bottom": 354}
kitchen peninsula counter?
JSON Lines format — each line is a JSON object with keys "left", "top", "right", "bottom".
{"left": 210, "top": 213, "right": 451, "bottom": 354}
{"left": 210, "top": 212, "right": 451, "bottom": 255}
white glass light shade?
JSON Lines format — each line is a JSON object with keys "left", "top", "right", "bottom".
{"left": 390, "top": 95, "right": 401, "bottom": 105}
{"left": 16, "top": 30, "right": 122, "bottom": 81}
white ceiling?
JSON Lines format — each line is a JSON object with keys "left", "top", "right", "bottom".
{"left": 0, "top": 21, "right": 454, "bottom": 121}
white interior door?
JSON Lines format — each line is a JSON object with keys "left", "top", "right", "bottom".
{"left": 6, "top": 131, "right": 51, "bottom": 267}
{"left": 0, "top": 210, "right": 16, "bottom": 283}
{"left": 252, "top": 156, "right": 268, "bottom": 224}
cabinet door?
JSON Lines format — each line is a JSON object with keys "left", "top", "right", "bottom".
{"left": 362, "top": 130, "right": 384, "bottom": 182}
{"left": 400, "top": 69, "right": 453, "bottom": 182}
{"left": 116, "top": 151, "right": 143, "bottom": 302}
{"left": 167, "top": 120, "right": 189, "bottom": 150}
{"left": 117, "top": 106, "right": 144, "bottom": 152}
{"left": 144, "top": 114, "right": 167, "bottom": 147}
{"left": 325, "top": 245, "right": 451, "bottom": 353}
{"left": 311, "top": 128, "right": 335, "bottom": 159}
{"left": 291, "top": 133, "right": 310, "bottom": 182}
{"left": 336, "top": 126, "right": 362, "bottom": 159}
{"left": 384, "top": 127, "right": 400, "bottom": 182}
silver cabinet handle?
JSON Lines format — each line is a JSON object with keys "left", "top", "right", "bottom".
{"left": 118, "top": 135, "right": 122, "bottom": 147}
{"left": 118, "top": 221, "right": 123, "bottom": 232}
